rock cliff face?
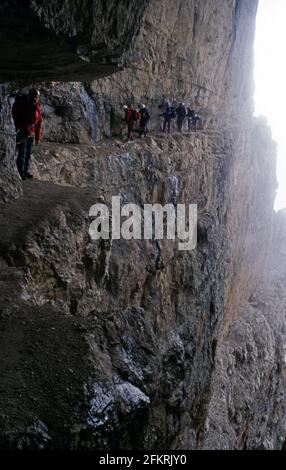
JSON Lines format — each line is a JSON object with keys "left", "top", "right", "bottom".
{"left": 0, "top": 0, "right": 284, "bottom": 450}
{"left": 0, "top": 84, "right": 22, "bottom": 202}
{"left": 0, "top": 0, "right": 149, "bottom": 81}
{"left": 204, "top": 210, "right": 286, "bottom": 450}
{"left": 89, "top": 0, "right": 258, "bottom": 135}
{"left": 24, "top": 0, "right": 258, "bottom": 140}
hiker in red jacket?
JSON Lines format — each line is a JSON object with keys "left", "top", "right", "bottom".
{"left": 123, "top": 104, "right": 140, "bottom": 142}
{"left": 12, "top": 88, "right": 42, "bottom": 180}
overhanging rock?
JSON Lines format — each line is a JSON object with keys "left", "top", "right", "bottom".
{"left": 0, "top": 0, "right": 149, "bottom": 82}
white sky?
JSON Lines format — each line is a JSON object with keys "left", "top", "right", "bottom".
{"left": 254, "top": 0, "right": 286, "bottom": 210}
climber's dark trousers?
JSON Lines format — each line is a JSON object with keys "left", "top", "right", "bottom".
{"left": 177, "top": 118, "right": 184, "bottom": 133}
{"left": 127, "top": 122, "right": 135, "bottom": 141}
{"left": 163, "top": 117, "right": 171, "bottom": 133}
{"left": 139, "top": 121, "right": 148, "bottom": 137}
{"left": 16, "top": 132, "right": 33, "bottom": 178}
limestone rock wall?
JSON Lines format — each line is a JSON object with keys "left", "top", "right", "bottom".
{"left": 89, "top": 0, "right": 258, "bottom": 138}
{"left": 0, "top": 84, "right": 22, "bottom": 202}
{"left": 0, "top": 118, "right": 278, "bottom": 448}
{"left": 0, "top": 134, "right": 229, "bottom": 448}
{"left": 204, "top": 211, "right": 286, "bottom": 450}
{"left": 12, "top": 0, "right": 259, "bottom": 142}
{"left": 0, "top": 0, "right": 150, "bottom": 200}
{"left": 223, "top": 122, "right": 277, "bottom": 336}
{"left": 0, "top": 0, "right": 149, "bottom": 81}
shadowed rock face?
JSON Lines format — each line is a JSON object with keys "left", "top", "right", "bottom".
{"left": 0, "top": 135, "right": 232, "bottom": 449}
{"left": 0, "top": 0, "right": 149, "bottom": 199}
{"left": 0, "top": 128, "right": 277, "bottom": 449}
{"left": 0, "top": 0, "right": 149, "bottom": 81}
{"left": 0, "top": 84, "right": 22, "bottom": 202}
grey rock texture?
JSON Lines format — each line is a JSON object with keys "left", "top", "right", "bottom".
{"left": 203, "top": 210, "right": 286, "bottom": 450}
{"left": 0, "top": 84, "right": 22, "bottom": 202}
{"left": 2, "top": 0, "right": 257, "bottom": 144}
{"left": 0, "top": 0, "right": 284, "bottom": 451}
{"left": 0, "top": 135, "right": 229, "bottom": 448}
{"left": 88, "top": 0, "right": 259, "bottom": 137}
{"left": 222, "top": 122, "right": 277, "bottom": 336}
{"left": 0, "top": 0, "right": 260, "bottom": 202}
{"left": 0, "top": 124, "right": 277, "bottom": 449}
{"left": 0, "top": 0, "right": 149, "bottom": 81}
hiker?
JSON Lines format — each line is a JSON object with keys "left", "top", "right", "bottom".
{"left": 123, "top": 104, "right": 140, "bottom": 141}
{"left": 161, "top": 101, "right": 176, "bottom": 134}
{"left": 176, "top": 102, "right": 187, "bottom": 132}
{"left": 192, "top": 113, "right": 201, "bottom": 132}
{"left": 12, "top": 88, "right": 42, "bottom": 180}
{"left": 187, "top": 107, "right": 195, "bottom": 132}
{"left": 138, "top": 104, "right": 150, "bottom": 138}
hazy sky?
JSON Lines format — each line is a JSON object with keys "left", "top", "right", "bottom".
{"left": 254, "top": 0, "right": 286, "bottom": 210}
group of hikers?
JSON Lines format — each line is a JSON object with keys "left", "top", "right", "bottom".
{"left": 123, "top": 104, "right": 150, "bottom": 142}
{"left": 161, "top": 101, "right": 201, "bottom": 134}
{"left": 10, "top": 89, "right": 202, "bottom": 180}
{"left": 122, "top": 101, "right": 202, "bottom": 141}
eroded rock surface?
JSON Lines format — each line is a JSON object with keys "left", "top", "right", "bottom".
{"left": 60, "top": 0, "right": 258, "bottom": 139}
{"left": 0, "top": 84, "right": 22, "bottom": 202}
{"left": 0, "top": 0, "right": 149, "bottom": 81}
{"left": 204, "top": 210, "right": 286, "bottom": 450}
{"left": 0, "top": 125, "right": 277, "bottom": 448}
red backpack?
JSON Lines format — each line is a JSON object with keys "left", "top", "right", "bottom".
{"left": 131, "top": 109, "right": 140, "bottom": 121}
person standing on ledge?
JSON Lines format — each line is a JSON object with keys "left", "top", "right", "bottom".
{"left": 192, "top": 113, "right": 201, "bottom": 132}
{"left": 12, "top": 88, "right": 42, "bottom": 180}
{"left": 187, "top": 106, "right": 195, "bottom": 132}
{"left": 138, "top": 104, "right": 150, "bottom": 138}
{"left": 176, "top": 102, "right": 187, "bottom": 133}
{"left": 122, "top": 104, "right": 140, "bottom": 142}
{"left": 161, "top": 101, "right": 175, "bottom": 134}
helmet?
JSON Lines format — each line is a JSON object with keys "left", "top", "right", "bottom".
{"left": 29, "top": 88, "right": 40, "bottom": 98}
{"left": 123, "top": 105, "right": 128, "bottom": 110}
{"left": 141, "top": 104, "right": 146, "bottom": 109}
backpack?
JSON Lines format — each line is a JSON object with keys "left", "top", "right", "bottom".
{"left": 131, "top": 109, "right": 140, "bottom": 121}
{"left": 166, "top": 106, "right": 176, "bottom": 119}
{"left": 14, "top": 92, "right": 29, "bottom": 107}
{"left": 177, "top": 105, "right": 186, "bottom": 118}
{"left": 141, "top": 109, "right": 150, "bottom": 121}
{"left": 187, "top": 109, "right": 195, "bottom": 119}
